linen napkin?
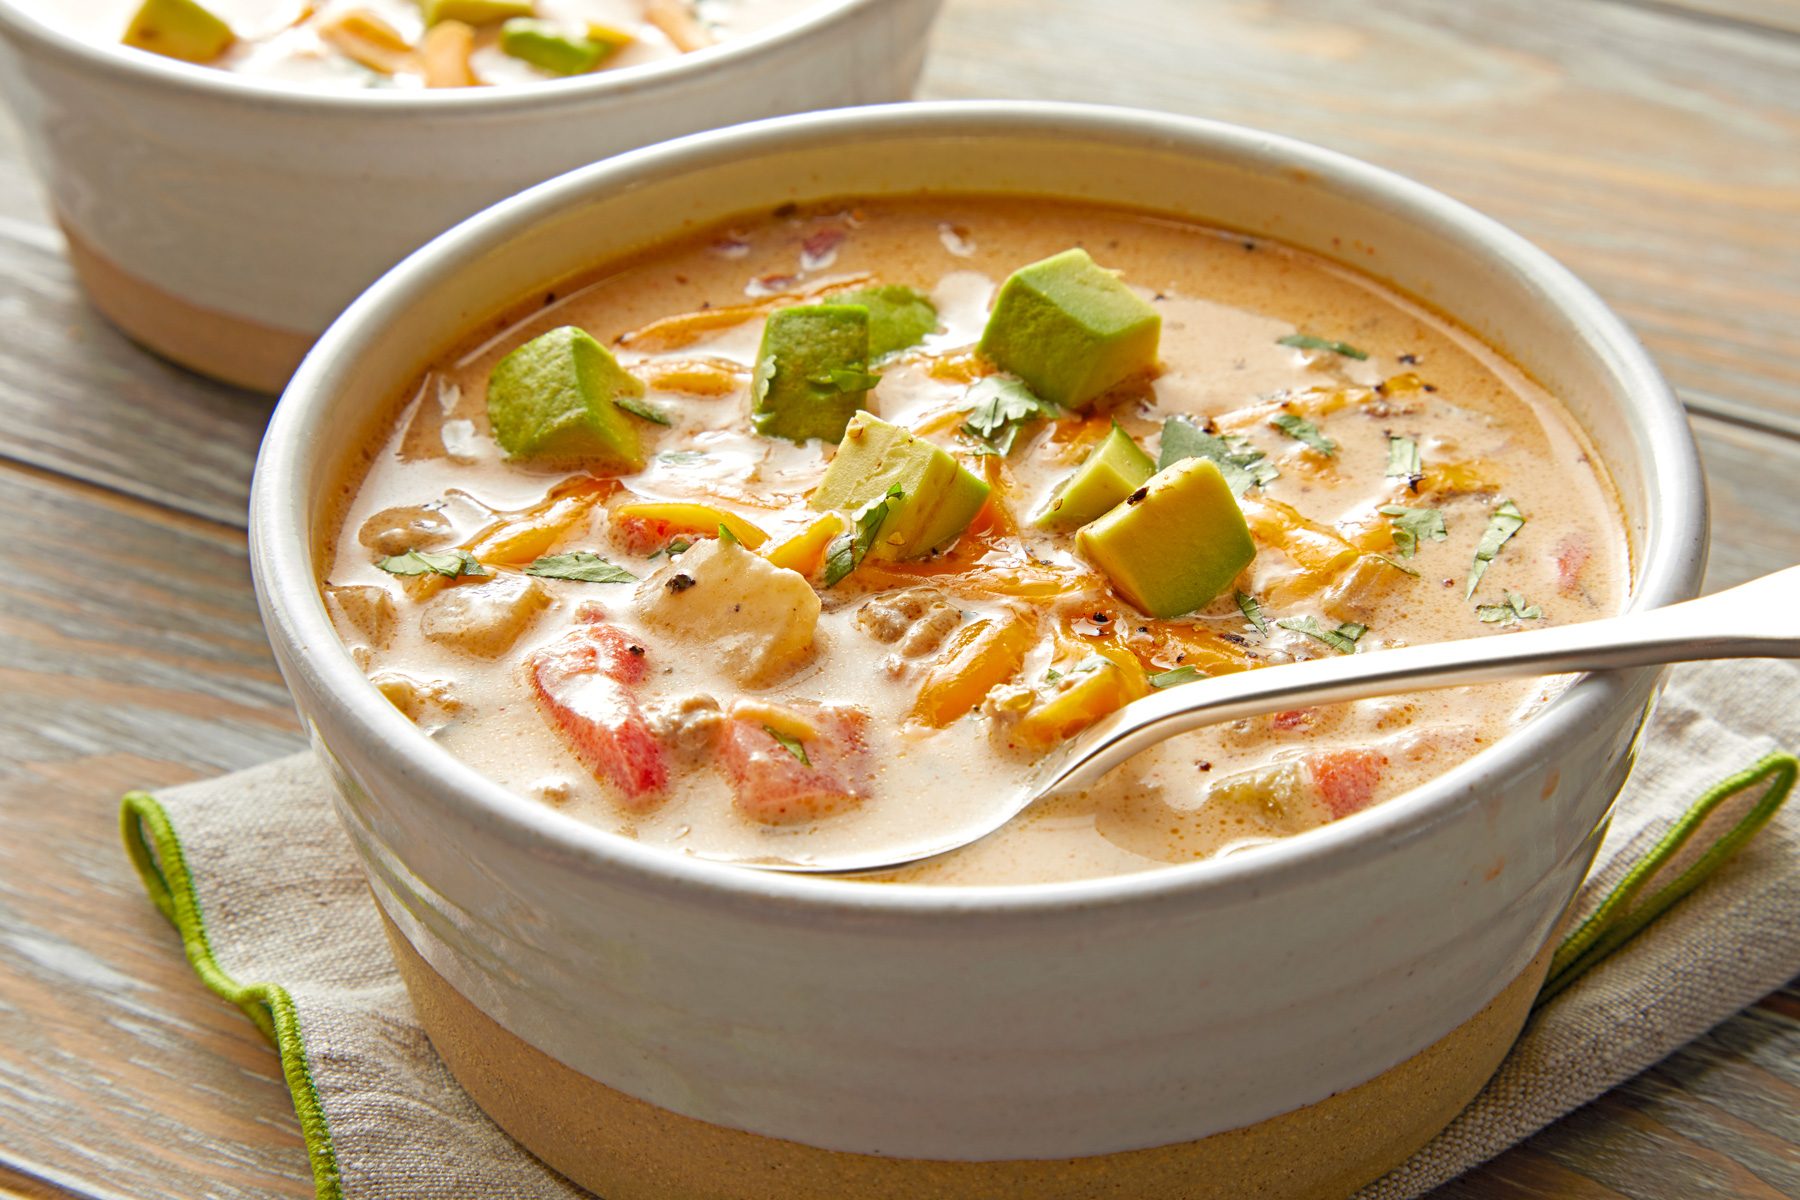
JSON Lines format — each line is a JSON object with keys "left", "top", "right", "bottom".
{"left": 121, "top": 660, "right": 1800, "bottom": 1200}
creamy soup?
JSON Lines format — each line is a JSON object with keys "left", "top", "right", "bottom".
{"left": 321, "top": 197, "right": 1626, "bottom": 886}
{"left": 21, "top": 0, "right": 813, "bottom": 87}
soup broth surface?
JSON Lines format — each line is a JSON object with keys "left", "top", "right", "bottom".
{"left": 322, "top": 196, "right": 1626, "bottom": 885}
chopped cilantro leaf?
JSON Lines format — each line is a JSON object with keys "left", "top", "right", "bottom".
{"left": 615, "top": 394, "right": 672, "bottom": 425}
{"left": 1386, "top": 435, "right": 1422, "bottom": 482}
{"left": 716, "top": 523, "right": 740, "bottom": 546}
{"left": 1271, "top": 412, "right": 1336, "bottom": 456}
{"left": 523, "top": 552, "right": 637, "bottom": 584}
{"left": 960, "top": 376, "right": 1062, "bottom": 455}
{"left": 822, "top": 484, "right": 903, "bottom": 587}
{"left": 1278, "top": 333, "right": 1369, "bottom": 360}
{"left": 1377, "top": 504, "right": 1448, "bottom": 557}
{"left": 1277, "top": 616, "right": 1367, "bottom": 654}
{"left": 1149, "top": 665, "right": 1206, "bottom": 688}
{"left": 1236, "top": 590, "right": 1270, "bottom": 635}
{"left": 764, "top": 726, "right": 811, "bottom": 766}
{"left": 1477, "top": 592, "right": 1543, "bottom": 625}
{"left": 1466, "top": 499, "right": 1526, "bottom": 599}
{"left": 647, "top": 537, "right": 692, "bottom": 560}
{"left": 1158, "top": 415, "right": 1278, "bottom": 493}
{"left": 375, "top": 548, "right": 489, "bottom": 579}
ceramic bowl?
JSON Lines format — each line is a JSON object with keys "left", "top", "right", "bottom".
{"left": 249, "top": 102, "right": 1707, "bottom": 1199}
{"left": 0, "top": 0, "right": 941, "bottom": 393}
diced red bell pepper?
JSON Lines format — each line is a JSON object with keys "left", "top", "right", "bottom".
{"left": 1306, "top": 748, "right": 1387, "bottom": 819}
{"left": 526, "top": 624, "right": 665, "bottom": 808}
{"left": 717, "top": 705, "right": 870, "bottom": 824}
{"left": 1554, "top": 534, "right": 1591, "bottom": 595}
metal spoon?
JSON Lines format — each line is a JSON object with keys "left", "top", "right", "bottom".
{"left": 705, "top": 565, "right": 1800, "bottom": 875}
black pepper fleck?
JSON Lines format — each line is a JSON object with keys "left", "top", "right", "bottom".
{"left": 773, "top": 202, "right": 798, "bottom": 218}
{"left": 1399, "top": 353, "right": 1419, "bottom": 365}
{"left": 1125, "top": 487, "right": 1149, "bottom": 506}
{"left": 667, "top": 574, "right": 696, "bottom": 593}
{"left": 1197, "top": 761, "right": 1212, "bottom": 772}
{"left": 1092, "top": 612, "right": 1110, "bottom": 624}
{"left": 627, "top": 645, "right": 645, "bottom": 657}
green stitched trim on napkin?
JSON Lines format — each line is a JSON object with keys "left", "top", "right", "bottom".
{"left": 120, "top": 791, "right": 345, "bottom": 1200}
{"left": 1536, "top": 751, "right": 1798, "bottom": 1006}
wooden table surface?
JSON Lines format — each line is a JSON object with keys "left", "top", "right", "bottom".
{"left": 2, "top": 1, "right": 1797, "bottom": 1197}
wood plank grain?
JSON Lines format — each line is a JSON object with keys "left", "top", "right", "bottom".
{"left": 1623, "top": 0, "right": 1800, "bottom": 36}
{"left": 1689, "top": 413, "right": 1800, "bottom": 590}
{"left": 0, "top": 463, "right": 310, "bottom": 1200}
{"left": 917, "top": 0, "right": 1800, "bottom": 426}
{"left": 0, "top": 113, "right": 274, "bottom": 528}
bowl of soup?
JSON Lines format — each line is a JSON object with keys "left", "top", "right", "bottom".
{"left": 250, "top": 102, "right": 1705, "bottom": 1199}
{"left": 0, "top": 0, "right": 939, "bottom": 393}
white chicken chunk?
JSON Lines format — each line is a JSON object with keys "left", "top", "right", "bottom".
{"left": 324, "top": 583, "right": 396, "bottom": 647}
{"left": 420, "top": 574, "right": 550, "bottom": 658}
{"left": 636, "top": 539, "right": 820, "bottom": 687}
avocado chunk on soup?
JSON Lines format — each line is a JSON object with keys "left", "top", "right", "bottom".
{"left": 321, "top": 196, "right": 1625, "bottom": 885}
{"left": 28, "top": 0, "right": 816, "bottom": 88}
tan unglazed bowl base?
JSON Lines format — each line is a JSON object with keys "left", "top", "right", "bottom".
{"left": 60, "top": 220, "right": 314, "bottom": 394}
{"left": 384, "top": 910, "right": 1553, "bottom": 1200}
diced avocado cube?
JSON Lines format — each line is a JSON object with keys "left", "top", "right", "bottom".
{"left": 1077, "top": 457, "right": 1256, "bottom": 618}
{"left": 122, "top": 0, "right": 235, "bottom": 63}
{"left": 1033, "top": 422, "right": 1155, "bottom": 530}
{"left": 422, "top": 0, "right": 534, "bottom": 27}
{"left": 831, "top": 285, "right": 938, "bottom": 358}
{"left": 499, "top": 18, "right": 621, "bottom": 74}
{"left": 750, "top": 305, "right": 877, "bottom": 445}
{"left": 810, "top": 413, "right": 990, "bottom": 560}
{"left": 977, "top": 248, "right": 1161, "bottom": 410}
{"left": 487, "top": 326, "right": 646, "bottom": 471}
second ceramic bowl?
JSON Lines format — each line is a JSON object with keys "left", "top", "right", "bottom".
{"left": 0, "top": 0, "right": 941, "bottom": 392}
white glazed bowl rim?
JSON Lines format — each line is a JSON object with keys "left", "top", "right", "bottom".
{"left": 252, "top": 100, "right": 1707, "bottom": 919}
{"left": 0, "top": 0, "right": 883, "bottom": 114}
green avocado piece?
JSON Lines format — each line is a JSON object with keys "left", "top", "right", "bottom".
{"left": 977, "top": 248, "right": 1161, "bottom": 410}
{"left": 122, "top": 0, "right": 235, "bottom": 63}
{"left": 422, "top": 0, "right": 535, "bottom": 27}
{"left": 810, "top": 413, "right": 990, "bottom": 560}
{"left": 1077, "top": 457, "right": 1256, "bottom": 618}
{"left": 498, "top": 18, "right": 619, "bottom": 74}
{"left": 750, "top": 305, "right": 877, "bottom": 444}
{"left": 831, "top": 285, "right": 938, "bottom": 358}
{"left": 1033, "top": 423, "right": 1155, "bottom": 530}
{"left": 486, "top": 326, "right": 646, "bottom": 471}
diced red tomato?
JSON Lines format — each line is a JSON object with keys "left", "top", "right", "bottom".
{"left": 526, "top": 624, "right": 665, "bottom": 808}
{"left": 1271, "top": 708, "right": 1316, "bottom": 732}
{"left": 717, "top": 705, "right": 870, "bottom": 825}
{"left": 1306, "top": 749, "right": 1387, "bottom": 819}
{"left": 1554, "top": 534, "right": 1590, "bottom": 595}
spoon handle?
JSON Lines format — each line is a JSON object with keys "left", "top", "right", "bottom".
{"left": 1039, "top": 565, "right": 1800, "bottom": 798}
